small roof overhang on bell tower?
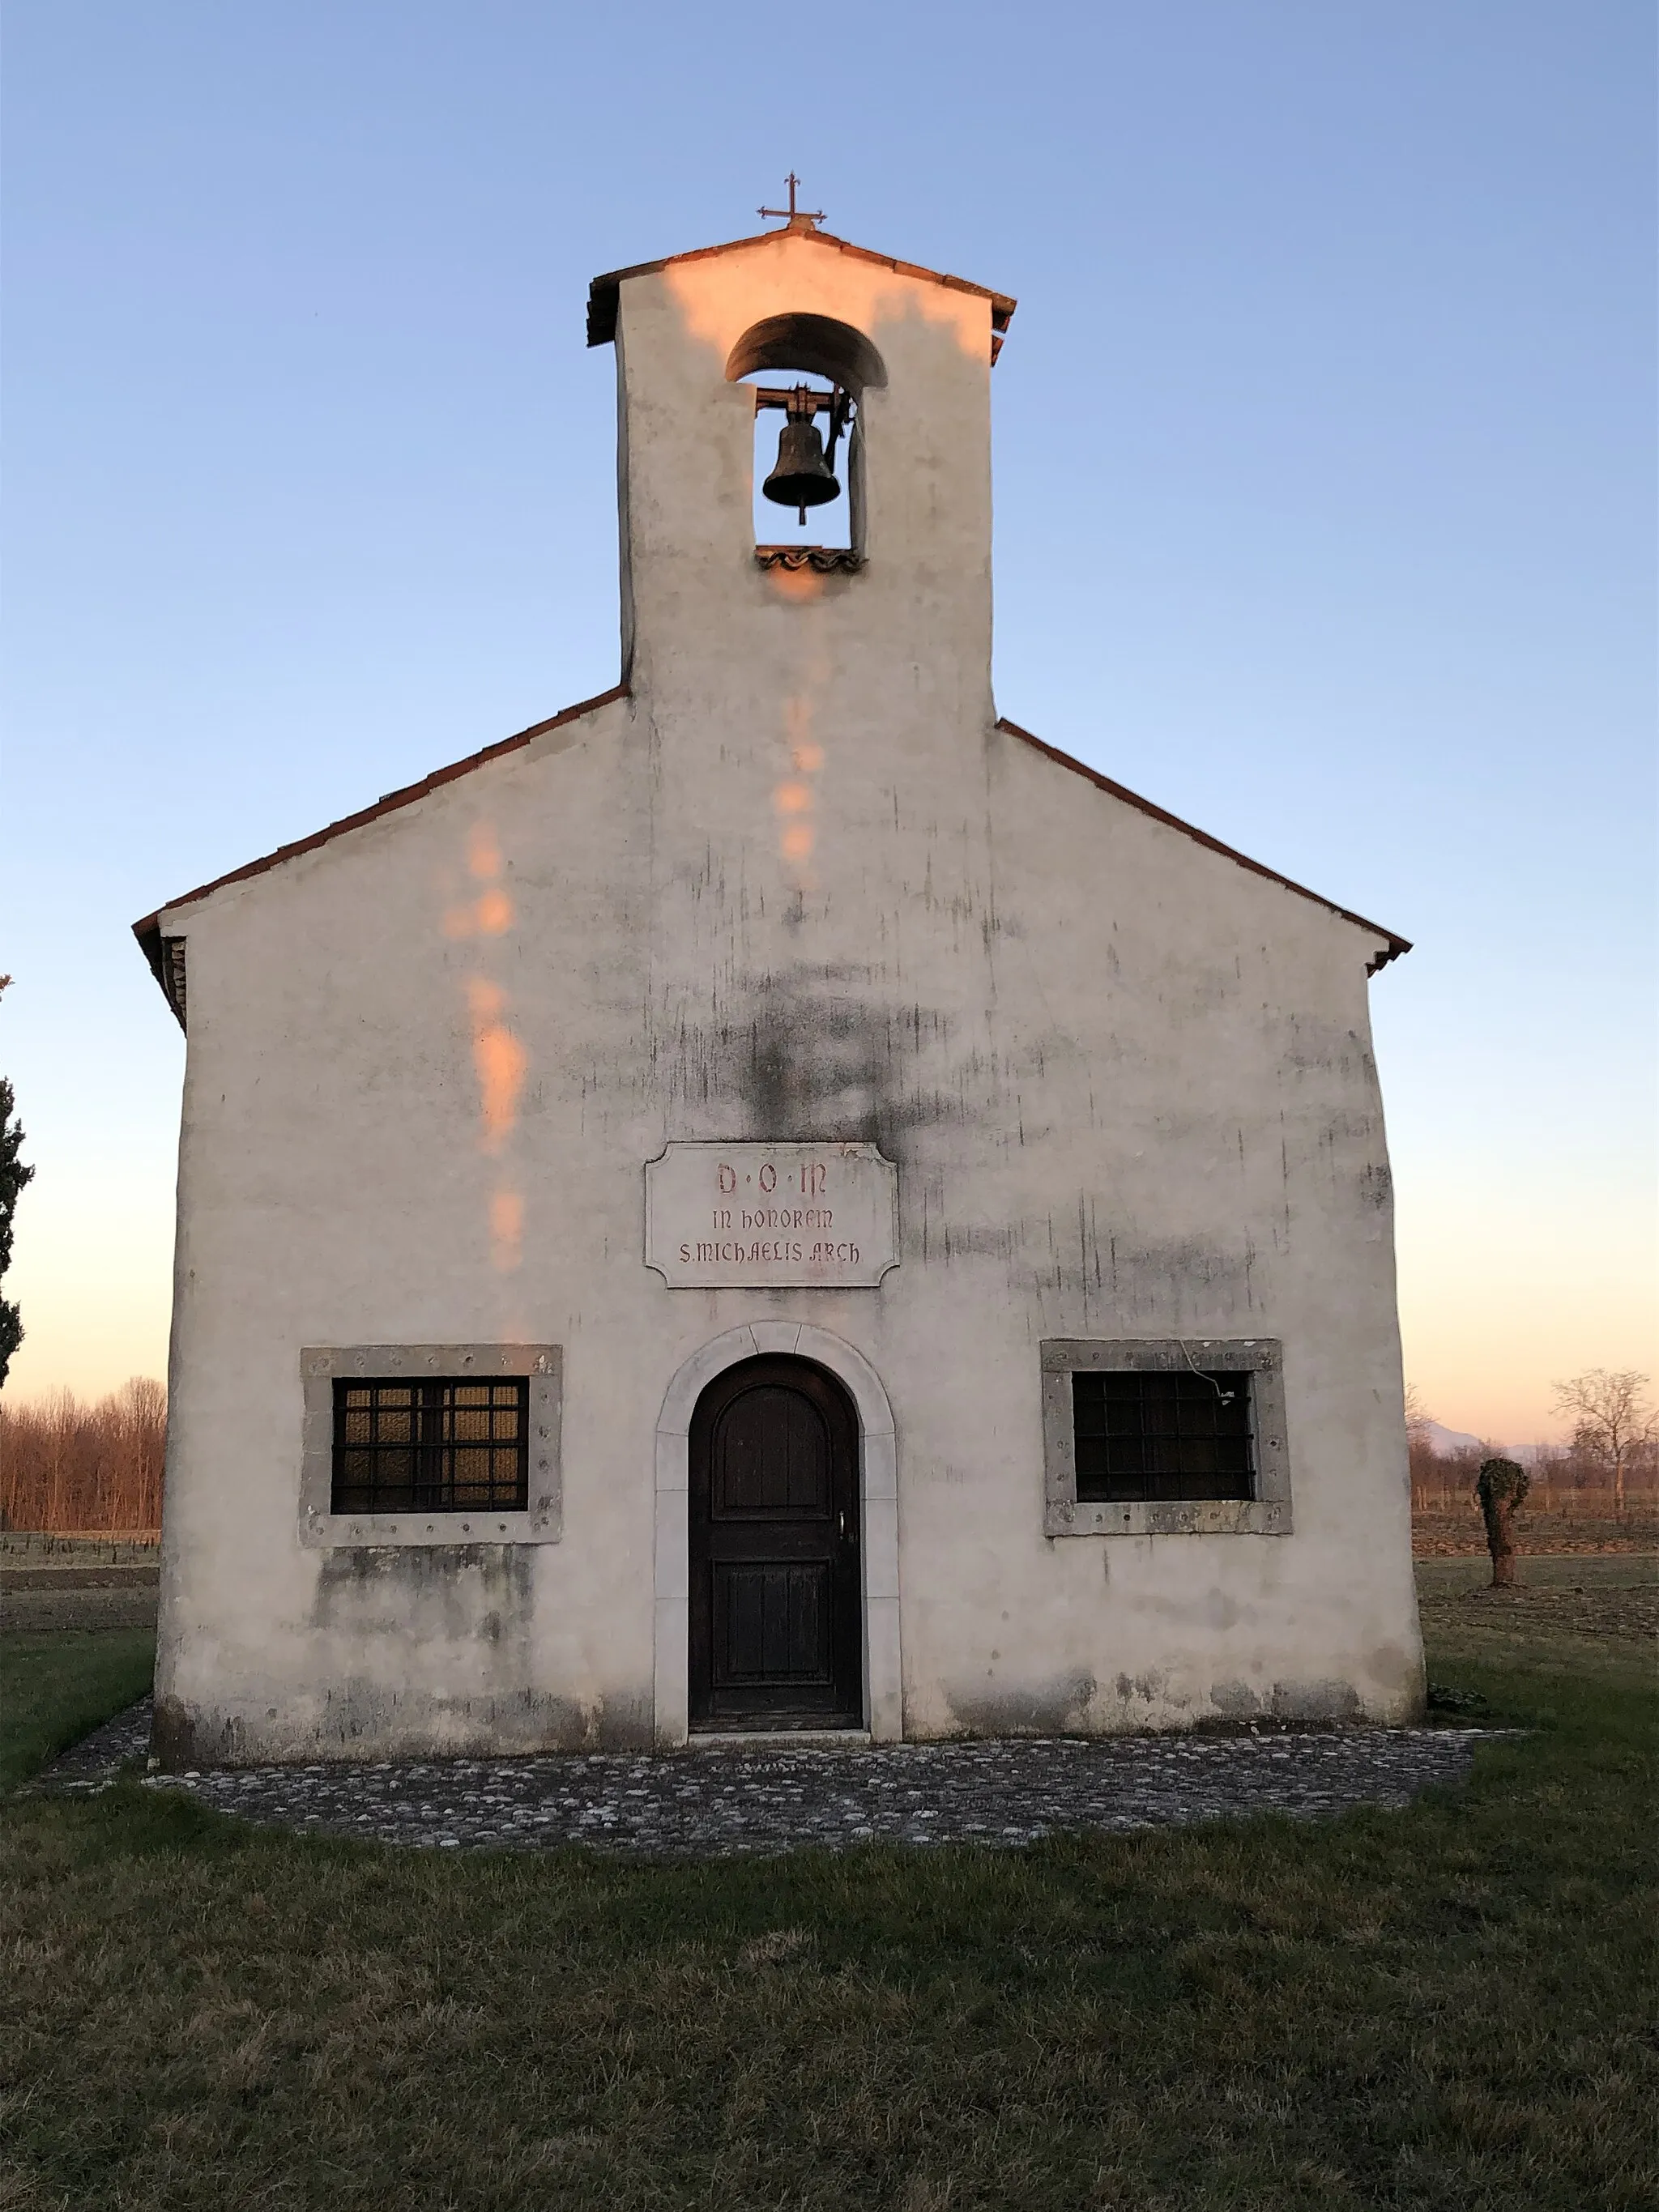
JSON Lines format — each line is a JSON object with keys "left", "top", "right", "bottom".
{"left": 586, "top": 207, "right": 1017, "bottom": 364}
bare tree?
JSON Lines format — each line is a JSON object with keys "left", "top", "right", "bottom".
{"left": 1403, "top": 1383, "right": 1439, "bottom": 1509}
{"left": 0, "top": 1378, "right": 167, "bottom": 1531}
{"left": 1551, "top": 1370, "right": 1654, "bottom": 1517}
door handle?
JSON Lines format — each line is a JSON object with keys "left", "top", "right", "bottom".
{"left": 838, "top": 1511, "right": 848, "bottom": 1541}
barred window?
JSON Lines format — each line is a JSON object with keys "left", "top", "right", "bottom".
{"left": 331, "top": 1379, "right": 529, "bottom": 1515}
{"left": 1073, "top": 1368, "right": 1254, "bottom": 1503}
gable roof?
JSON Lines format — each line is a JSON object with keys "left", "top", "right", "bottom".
{"left": 131, "top": 684, "right": 629, "bottom": 1025}
{"left": 131, "top": 684, "right": 1405, "bottom": 1032}
{"left": 586, "top": 224, "right": 1017, "bottom": 360}
{"left": 996, "top": 718, "right": 1410, "bottom": 973}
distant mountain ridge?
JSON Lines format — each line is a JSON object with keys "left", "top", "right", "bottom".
{"left": 1422, "top": 1420, "right": 1547, "bottom": 1464}
{"left": 1425, "top": 1420, "right": 1484, "bottom": 1455}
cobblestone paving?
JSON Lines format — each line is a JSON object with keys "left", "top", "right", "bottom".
{"left": 41, "top": 1699, "right": 1495, "bottom": 1857}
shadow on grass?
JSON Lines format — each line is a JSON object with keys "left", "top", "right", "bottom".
{"left": 0, "top": 1628, "right": 154, "bottom": 1788}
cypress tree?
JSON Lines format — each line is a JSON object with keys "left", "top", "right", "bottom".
{"left": 0, "top": 978, "right": 33, "bottom": 1387}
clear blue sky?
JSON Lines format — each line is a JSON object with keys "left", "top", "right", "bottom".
{"left": 3, "top": 2, "right": 1653, "bottom": 1438}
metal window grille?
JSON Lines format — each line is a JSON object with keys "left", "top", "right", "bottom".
{"left": 1073, "top": 1369, "right": 1254, "bottom": 1504}
{"left": 330, "top": 1379, "right": 529, "bottom": 1514}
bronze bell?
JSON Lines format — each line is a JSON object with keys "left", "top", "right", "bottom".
{"left": 762, "top": 412, "right": 839, "bottom": 525}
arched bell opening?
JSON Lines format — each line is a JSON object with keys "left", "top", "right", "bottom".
{"left": 727, "top": 314, "right": 885, "bottom": 563}
{"left": 725, "top": 313, "right": 886, "bottom": 394}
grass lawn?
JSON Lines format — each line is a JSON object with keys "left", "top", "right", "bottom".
{"left": 1, "top": 1583, "right": 1653, "bottom": 2210}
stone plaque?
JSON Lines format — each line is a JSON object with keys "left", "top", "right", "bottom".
{"left": 645, "top": 1142, "right": 899, "bottom": 1289}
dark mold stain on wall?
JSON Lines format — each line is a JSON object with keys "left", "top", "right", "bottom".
{"left": 1268, "top": 1678, "right": 1365, "bottom": 1724}
{"left": 311, "top": 1545, "right": 537, "bottom": 1646}
{"left": 945, "top": 1672, "right": 1098, "bottom": 1739}
{"left": 151, "top": 1697, "right": 248, "bottom": 1771}
{"left": 309, "top": 1681, "right": 654, "bottom": 1759}
{"left": 155, "top": 1540, "right": 649, "bottom": 1770}
{"left": 149, "top": 1686, "right": 655, "bottom": 1769}
{"left": 661, "top": 962, "right": 970, "bottom": 1151}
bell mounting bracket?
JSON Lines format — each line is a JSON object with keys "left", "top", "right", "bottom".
{"left": 752, "top": 382, "right": 855, "bottom": 471}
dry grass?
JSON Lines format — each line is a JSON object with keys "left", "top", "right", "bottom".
{"left": 0, "top": 1581, "right": 1653, "bottom": 2210}
{"left": 1416, "top": 1554, "right": 1657, "bottom": 1688}
{"left": 1414, "top": 1503, "right": 1659, "bottom": 1558}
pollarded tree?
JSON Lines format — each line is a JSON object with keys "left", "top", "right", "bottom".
{"left": 1551, "top": 1369, "right": 1654, "bottom": 1517}
{"left": 1475, "top": 1457, "right": 1529, "bottom": 1589}
{"left": 0, "top": 975, "right": 33, "bottom": 1389}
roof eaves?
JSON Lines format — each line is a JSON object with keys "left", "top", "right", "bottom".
{"left": 132, "top": 682, "right": 630, "bottom": 1027}
{"left": 996, "top": 718, "right": 1410, "bottom": 973}
{"left": 586, "top": 227, "right": 1017, "bottom": 356}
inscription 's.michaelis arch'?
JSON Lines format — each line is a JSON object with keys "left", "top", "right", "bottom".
{"left": 645, "top": 1143, "right": 898, "bottom": 1289}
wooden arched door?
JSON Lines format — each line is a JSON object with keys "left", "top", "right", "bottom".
{"left": 688, "top": 1356, "right": 863, "bottom": 1731}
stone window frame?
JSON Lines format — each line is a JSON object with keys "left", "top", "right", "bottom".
{"left": 1041, "top": 1338, "right": 1291, "bottom": 1538}
{"left": 299, "top": 1344, "right": 561, "bottom": 1549}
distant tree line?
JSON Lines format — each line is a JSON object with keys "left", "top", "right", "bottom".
{"left": 2, "top": 1366, "right": 1650, "bottom": 1540}
{"left": 0, "top": 1379, "right": 166, "bottom": 1533}
{"left": 1408, "top": 1370, "right": 1657, "bottom": 1523}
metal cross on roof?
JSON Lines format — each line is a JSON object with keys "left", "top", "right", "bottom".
{"left": 759, "top": 173, "right": 824, "bottom": 230}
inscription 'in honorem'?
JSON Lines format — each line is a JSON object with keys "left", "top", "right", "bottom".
{"left": 644, "top": 1143, "right": 899, "bottom": 1289}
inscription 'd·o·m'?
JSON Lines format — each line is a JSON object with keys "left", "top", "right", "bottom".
{"left": 644, "top": 1143, "right": 899, "bottom": 1289}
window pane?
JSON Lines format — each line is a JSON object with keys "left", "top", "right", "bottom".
{"left": 1073, "top": 1375, "right": 1109, "bottom": 1439}
{"left": 1073, "top": 1370, "right": 1253, "bottom": 1503}
{"left": 331, "top": 1377, "right": 530, "bottom": 1513}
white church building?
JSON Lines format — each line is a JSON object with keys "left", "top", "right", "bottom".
{"left": 135, "top": 202, "right": 1423, "bottom": 1765}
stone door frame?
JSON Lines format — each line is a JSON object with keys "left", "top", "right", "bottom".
{"left": 655, "top": 1323, "right": 901, "bottom": 1749}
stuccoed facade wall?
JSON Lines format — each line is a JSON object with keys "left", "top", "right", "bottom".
{"left": 148, "top": 228, "right": 1422, "bottom": 1766}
